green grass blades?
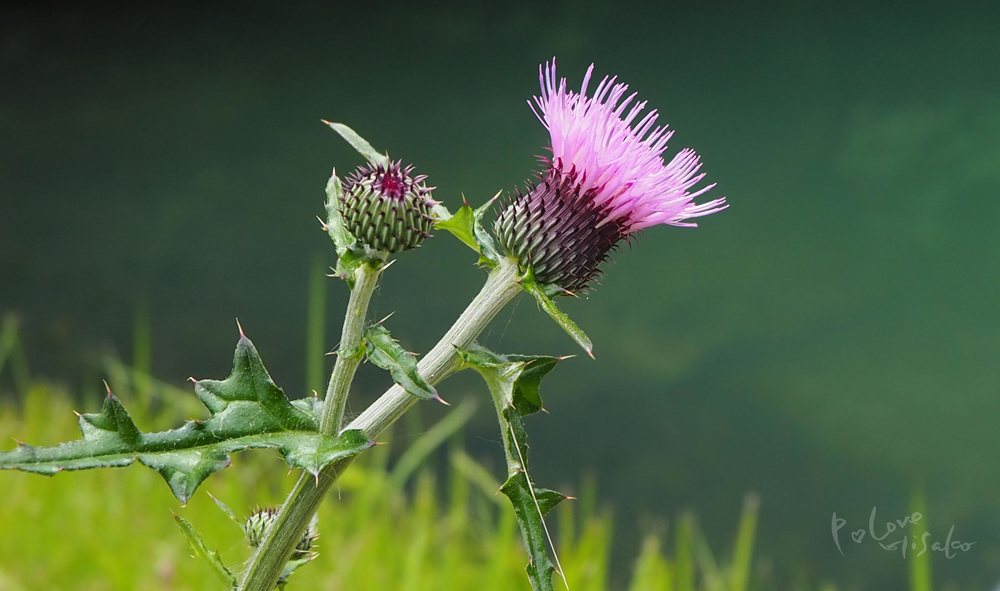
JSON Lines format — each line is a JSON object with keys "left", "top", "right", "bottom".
{"left": 1, "top": 383, "right": 780, "bottom": 591}
{"left": 908, "top": 488, "right": 933, "bottom": 591}
{"left": 0, "top": 332, "right": 373, "bottom": 503}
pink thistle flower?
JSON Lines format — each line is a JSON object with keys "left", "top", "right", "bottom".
{"left": 495, "top": 60, "right": 727, "bottom": 292}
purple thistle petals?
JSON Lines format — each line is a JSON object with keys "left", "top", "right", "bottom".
{"left": 496, "top": 59, "right": 727, "bottom": 293}
{"left": 531, "top": 59, "right": 727, "bottom": 233}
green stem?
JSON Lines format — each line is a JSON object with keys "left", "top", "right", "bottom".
{"left": 238, "top": 258, "right": 522, "bottom": 591}
{"left": 321, "top": 262, "right": 380, "bottom": 435}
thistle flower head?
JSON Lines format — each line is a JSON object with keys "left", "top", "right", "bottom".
{"left": 340, "top": 160, "right": 435, "bottom": 254}
{"left": 244, "top": 506, "right": 318, "bottom": 560}
{"left": 495, "top": 60, "right": 727, "bottom": 292}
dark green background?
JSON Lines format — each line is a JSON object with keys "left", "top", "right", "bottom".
{"left": 2, "top": 2, "right": 998, "bottom": 588}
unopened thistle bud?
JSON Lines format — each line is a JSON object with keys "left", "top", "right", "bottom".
{"left": 244, "top": 507, "right": 318, "bottom": 560}
{"left": 495, "top": 60, "right": 728, "bottom": 293}
{"left": 339, "top": 160, "right": 435, "bottom": 254}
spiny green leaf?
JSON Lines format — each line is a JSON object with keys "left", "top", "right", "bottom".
{"left": 281, "top": 429, "right": 373, "bottom": 475}
{"left": 0, "top": 333, "right": 374, "bottom": 502}
{"left": 533, "top": 487, "right": 570, "bottom": 517}
{"left": 193, "top": 334, "right": 317, "bottom": 431}
{"left": 324, "top": 171, "right": 355, "bottom": 254}
{"left": 457, "top": 342, "right": 560, "bottom": 416}
{"left": 499, "top": 407, "right": 569, "bottom": 591}
{"left": 434, "top": 203, "right": 479, "bottom": 252}
{"left": 173, "top": 512, "right": 236, "bottom": 587}
{"left": 470, "top": 195, "right": 502, "bottom": 266}
{"left": 430, "top": 201, "right": 453, "bottom": 225}
{"left": 521, "top": 269, "right": 594, "bottom": 357}
{"left": 458, "top": 342, "right": 570, "bottom": 591}
{"left": 435, "top": 200, "right": 478, "bottom": 251}
{"left": 434, "top": 195, "right": 501, "bottom": 267}
{"left": 208, "top": 493, "right": 240, "bottom": 526}
{"left": 501, "top": 469, "right": 568, "bottom": 591}
{"left": 504, "top": 354, "right": 560, "bottom": 417}
{"left": 278, "top": 557, "right": 315, "bottom": 590}
{"left": 323, "top": 172, "right": 383, "bottom": 287}
{"left": 364, "top": 324, "right": 440, "bottom": 402}
{"left": 323, "top": 121, "right": 389, "bottom": 167}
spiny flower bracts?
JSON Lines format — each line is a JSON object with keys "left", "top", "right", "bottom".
{"left": 340, "top": 160, "right": 435, "bottom": 254}
{"left": 244, "top": 506, "right": 318, "bottom": 560}
{"left": 495, "top": 162, "right": 627, "bottom": 293}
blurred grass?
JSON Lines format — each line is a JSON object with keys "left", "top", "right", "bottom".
{"left": 0, "top": 294, "right": 937, "bottom": 591}
{"left": 305, "top": 253, "right": 328, "bottom": 397}
{"left": 0, "top": 379, "right": 781, "bottom": 591}
{"left": 908, "top": 489, "right": 932, "bottom": 591}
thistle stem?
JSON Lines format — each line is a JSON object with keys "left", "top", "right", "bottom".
{"left": 321, "top": 262, "right": 381, "bottom": 434}
{"left": 238, "top": 257, "right": 522, "bottom": 591}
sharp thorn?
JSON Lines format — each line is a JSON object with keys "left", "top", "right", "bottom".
{"left": 236, "top": 318, "right": 245, "bottom": 337}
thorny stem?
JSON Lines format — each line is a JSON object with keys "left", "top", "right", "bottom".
{"left": 238, "top": 257, "right": 522, "bottom": 591}
{"left": 321, "top": 262, "right": 381, "bottom": 434}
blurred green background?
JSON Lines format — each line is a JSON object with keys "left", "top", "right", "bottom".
{"left": 2, "top": 1, "right": 998, "bottom": 589}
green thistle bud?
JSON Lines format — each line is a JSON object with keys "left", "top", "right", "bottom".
{"left": 244, "top": 507, "right": 318, "bottom": 560}
{"left": 339, "top": 160, "right": 435, "bottom": 254}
